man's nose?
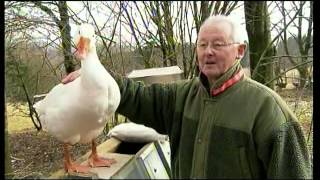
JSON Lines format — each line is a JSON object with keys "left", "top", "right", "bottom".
{"left": 204, "top": 45, "right": 215, "bottom": 56}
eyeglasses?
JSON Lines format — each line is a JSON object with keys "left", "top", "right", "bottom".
{"left": 196, "top": 42, "right": 239, "bottom": 51}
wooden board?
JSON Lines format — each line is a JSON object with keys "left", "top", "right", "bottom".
{"left": 83, "top": 153, "right": 133, "bottom": 179}
{"left": 49, "top": 137, "right": 126, "bottom": 179}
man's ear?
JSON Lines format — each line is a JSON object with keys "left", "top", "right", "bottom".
{"left": 237, "top": 43, "right": 247, "bottom": 59}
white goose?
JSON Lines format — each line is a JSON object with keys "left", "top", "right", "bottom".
{"left": 33, "top": 23, "right": 121, "bottom": 174}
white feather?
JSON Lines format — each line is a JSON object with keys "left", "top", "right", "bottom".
{"left": 33, "top": 24, "right": 120, "bottom": 145}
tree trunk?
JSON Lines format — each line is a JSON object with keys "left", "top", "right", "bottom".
{"left": 33, "top": 1, "right": 75, "bottom": 74}
{"left": 280, "top": 1, "right": 313, "bottom": 89}
{"left": 244, "top": 1, "right": 276, "bottom": 89}
{"left": 297, "top": 63, "right": 309, "bottom": 88}
{"left": 162, "top": 2, "right": 177, "bottom": 66}
{"left": 58, "top": 1, "right": 74, "bottom": 74}
{"left": 153, "top": 1, "right": 168, "bottom": 67}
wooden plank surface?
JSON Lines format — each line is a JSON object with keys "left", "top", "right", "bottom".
{"left": 49, "top": 137, "right": 125, "bottom": 179}
{"left": 85, "top": 153, "right": 133, "bottom": 179}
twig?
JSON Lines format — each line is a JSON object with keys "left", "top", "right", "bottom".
{"left": 10, "top": 156, "right": 25, "bottom": 161}
{"left": 307, "top": 116, "right": 313, "bottom": 142}
{"left": 12, "top": 54, "right": 42, "bottom": 131}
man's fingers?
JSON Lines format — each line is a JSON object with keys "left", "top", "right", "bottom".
{"left": 61, "top": 75, "right": 71, "bottom": 84}
{"left": 62, "top": 70, "right": 80, "bottom": 84}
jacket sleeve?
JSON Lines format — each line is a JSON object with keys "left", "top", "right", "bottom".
{"left": 267, "top": 120, "right": 312, "bottom": 179}
{"left": 253, "top": 94, "right": 312, "bottom": 179}
{"left": 109, "top": 71, "right": 177, "bottom": 135}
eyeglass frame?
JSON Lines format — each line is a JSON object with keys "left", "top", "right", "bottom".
{"left": 196, "top": 41, "right": 240, "bottom": 51}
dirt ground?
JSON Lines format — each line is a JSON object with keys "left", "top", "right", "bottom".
{"left": 8, "top": 129, "right": 110, "bottom": 178}
{"left": 7, "top": 88, "right": 313, "bottom": 178}
{"left": 9, "top": 130, "right": 66, "bottom": 178}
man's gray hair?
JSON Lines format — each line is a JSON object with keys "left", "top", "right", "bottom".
{"left": 200, "top": 15, "right": 246, "bottom": 43}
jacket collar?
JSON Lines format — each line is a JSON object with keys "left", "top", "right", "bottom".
{"left": 199, "top": 60, "right": 243, "bottom": 96}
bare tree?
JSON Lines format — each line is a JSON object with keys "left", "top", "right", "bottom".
{"left": 32, "top": 1, "right": 75, "bottom": 74}
{"left": 162, "top": 1, "right": 177, "bottom": 66}
{"left": 141, "top": 1, "right": 179, "bottom": 67}
{"left": 193, "top": 1, "right": 238, "bottom": 34}
{"left": 245, "top": 1, "right": 276, "bottom": 89}
{"left": 279, "top": 1, "right": 313, "bottom": 88}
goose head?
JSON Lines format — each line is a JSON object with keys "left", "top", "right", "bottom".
{"left": 74, "top": 23, "right": 97, "bottom": 60}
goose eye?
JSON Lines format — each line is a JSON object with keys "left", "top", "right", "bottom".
{"left": 78, "top": 30, "right": 80, "bottom": 34}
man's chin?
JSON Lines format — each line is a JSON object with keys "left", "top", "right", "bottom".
{"left": 202, "top": 67, "right": 218, "bottom": 74}
{"left": 202, "top": 69, "right": 220, "bottom": 81}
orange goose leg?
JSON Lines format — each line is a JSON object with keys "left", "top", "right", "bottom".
{"left": 63, "top": 143, "right": 90, "bottom": 173}
{"left": 88, "top": 140, "right": 116, "bottom": 167}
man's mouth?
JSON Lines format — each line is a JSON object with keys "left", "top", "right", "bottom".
{"left": 205, "top": 61, "right": 216, "bottom": 65}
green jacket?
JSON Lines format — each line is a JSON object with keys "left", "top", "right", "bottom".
{"left": 112, "top": 61, "right": 311, "bottom": 179}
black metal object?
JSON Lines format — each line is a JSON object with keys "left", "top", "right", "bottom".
{"left": 154, "top": 141, "right": 172, "bottom": 178}
{"left": 115, "top": 141, "right": 147, "bottom": 155}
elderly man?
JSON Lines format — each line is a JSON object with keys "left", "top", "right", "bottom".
{"left": 63, "top": 15, "right": 311, "bottom": 179}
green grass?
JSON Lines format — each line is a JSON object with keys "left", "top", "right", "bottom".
{"left": 286, "top": 100, "right": 313, "bottom": 140}
{"left": 6, "top": 103, "right": 35, "bottom": 134}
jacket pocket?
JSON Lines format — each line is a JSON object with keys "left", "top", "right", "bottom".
{"left": 239, "top": 147, "right": 252, "bottom": 178}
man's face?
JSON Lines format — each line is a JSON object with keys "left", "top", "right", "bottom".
{"left": 196, "top": 22, "right": 245, "bottom": 82}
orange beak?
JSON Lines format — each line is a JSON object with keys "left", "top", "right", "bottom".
{"left": 75, "top": 36, "right": 90, "bottom": 60}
